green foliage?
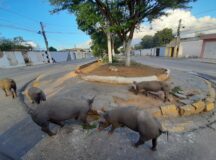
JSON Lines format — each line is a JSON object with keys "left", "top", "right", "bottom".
{"left": 82, "top": 123, "right": 97, "bottom": 130}
{"left": 140, "top": 35, "right": 154, "bottom": 49}
{"left": 171, "top": 86, "right": 183, "bottom": 94}
{"left": 49, "top": 0, "right": 195, "bottom": 64}
{"left": 49, "top": 46, "right": 58, "bottom": 51}
{"left": 139, "top": 28, "right": 174, "bottom": 49}
{"left": 102, "top": 55, "right": 119, "bottom": 63}
{"left": 153, "top": 28, "right": 174, "bottom": 47}
{"left": 0, "top": 37, "right": 32, "bottom": 51}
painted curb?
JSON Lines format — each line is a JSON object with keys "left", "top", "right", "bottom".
{"left": 81, "top": 75, "right": 159, "bottom": 84}
{"left": 78, "top": 61, "right": 170, "bottom": 84}
{"left": 150, "top": 79, "right": 216, "bottom": 118}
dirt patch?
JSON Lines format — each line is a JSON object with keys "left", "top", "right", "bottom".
{"left": 113, "top": 91, "right": 178, "bottom": 109}
{"left": 86, "top": 62, "right": 166, "bottom": 77}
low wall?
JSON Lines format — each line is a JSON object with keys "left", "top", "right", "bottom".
{"left": 28, "top": 51, "right": 46, "bottom": 65}
{"left": 0, "top": 51, "right": 93, "bottom": 68}
{"left": 50, "top": 52, "right": 70, "bottom": 62}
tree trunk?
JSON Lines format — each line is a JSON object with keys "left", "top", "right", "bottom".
{"left": 123, "top": 40, "right": 126, "bottom": 55}
{"left": 111, "top": 37, "right": 115, "bottom": 56}
{"left": 125, "top": 38, "right": 132, "bottom": 66}
{"left": 107, "top": 30, "right": 112, "bottom": 63}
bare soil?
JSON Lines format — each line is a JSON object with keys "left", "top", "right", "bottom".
{"left": 87, "top": 62, "right": 166, "bottom": 77}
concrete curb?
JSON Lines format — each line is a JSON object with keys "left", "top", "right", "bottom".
{"left": 78, "top": 61, "right": 170, "bottom": 84}
{"left": 148, "top": 79, "right": 216, "bottom": 118}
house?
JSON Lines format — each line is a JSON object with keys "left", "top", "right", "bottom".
{"left": 166, "top": 37, "right": 202, "bottom": 58}
{"left": 200, "top": 33, "right": 216, "bottom": 59}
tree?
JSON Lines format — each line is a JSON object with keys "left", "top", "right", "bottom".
{"left": 139, "top": 28, "right": 174, "bottom": 49}
{"left": 153, "top": 28, "right": 174, "bottom": 47}
{"left": 0, "top": 37, "right": 33, "bottom": 51}
{"left": 50, "top": 1, "right": 114, "bottom": 63}
{"left": 49, "top": 0, "right": 195, "bottom": 66}
{"left": 13, "top": 36, "right": 24, "bottom": 45}
{"left": 140, "top": 35, "right": 154, "bottom": 49}
{"left": 49, "top": 46, "right": 57, "bottom": 51}
{"left": 90, "top": 30, "right": 122, "bottom": 58}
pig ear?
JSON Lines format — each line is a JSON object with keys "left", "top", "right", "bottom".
{"left": 132, "top": 82, "right": 137, "bottom": 90}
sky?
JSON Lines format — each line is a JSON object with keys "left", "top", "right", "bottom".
{"left": 0, "top": 0, "right": 216, "bottom": 50}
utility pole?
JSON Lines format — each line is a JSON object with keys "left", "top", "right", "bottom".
{"left": 39, "top": 22, "right": 53, "bottom": 63}
{"left": 176, "top": 19, "right": 182, "bottom": 57}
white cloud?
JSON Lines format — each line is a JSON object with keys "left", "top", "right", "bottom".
{"left": 21, "top": 41, "right": 38, "bottom": 48}
{"left": 76, "top": 40, "right": 92, "bottom": 49}
{"left": 133, "top": 9, "right": 216, "bottom": 44}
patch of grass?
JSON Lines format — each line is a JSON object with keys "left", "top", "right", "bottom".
{"left": 171, "top": 86, "right": 183, "bottom": 94}
{"left": 82, "top": 123, "right": 97, "bottom": 130}
{"left": 102, "top": 55, "right": 119, "bottom": 63}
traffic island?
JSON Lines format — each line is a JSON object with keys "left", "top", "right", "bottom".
{"left": 23, "top": 60, "right": 215, "bottom": 121}
{"left": 76, "top": 60, "right": 170, "bottom": 84}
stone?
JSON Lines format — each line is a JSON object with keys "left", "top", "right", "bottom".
{"left": 160, "top": 104, "right": 179, "bottom": 117}
{"left": 192, "top": 101, "right": 205, "bottom": 114}
{"left": 178, "top": 99, "right": 194, "bottom": 105}
{"left": 209, "top": 88, "right": 216, "bottom": 99}
{"left": 179, "top": 105, "right": 196, "bottom": 116}
{"left": 108, "top": 66, "right": 118, "bottom": 72}
{"left": 190, "top": 95, "right": 206, "bottom": 101}
{"left": 206, "top": 97, "right": 215, "bottom": 103}
{"left": 205, "top": 102, "right": 215, "bottom": 112}
{"left": 173, "top": 93, "right": 187, "bottom": 99}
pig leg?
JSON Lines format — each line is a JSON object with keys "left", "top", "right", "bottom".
{"left": 41, "top": 124, "right": 56, "bottom": 136}
{"left": 108, "top": 124, "right": 117, "bottom": 135}
{"left": 3, "top": 88, "right": 8, "bottom": 96}
{"left": 50, "top": 120, "right": 64, "bottom": 128}
{"left": 9, "top": 89, "right": 15, "bottom": 99}
{"left": 133, "top": 135, "right": 145, "bottom": 148}
{"left": 151, "top": 138, "right": 157, "bottom": 151}
{"left": 164, "top": 91, "right": 169, "bottom": 102}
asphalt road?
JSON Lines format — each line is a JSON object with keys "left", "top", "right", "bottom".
{"left": 0, "top": 58, "right": 95, "bottom": 160}
{"left": 133, "top": 56, "right": 216, "bottom": 77}
{"left": 0, "top": 57, "right": 216, "bottom": 160}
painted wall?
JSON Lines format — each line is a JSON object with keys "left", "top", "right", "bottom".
{"left": 203, "top": 41, "right": 216, "bottom": 59}
{"left": 50, "top": 51, "right": 70, "bottom": 62}
{"left": 28, "top": 51, "right": 46, "bottom": 65}
{"left": 132, "top": 49, "right": 154, "bottom": 56}
{"left": 0, "top": 51, "right": 10, "bottom": 68}
{"left": 180, "top": 40, "right": 202, "bottom": 58}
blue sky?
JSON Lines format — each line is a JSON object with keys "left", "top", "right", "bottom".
{"left": 0, "top": 0, "right": 216, "bottom": 50}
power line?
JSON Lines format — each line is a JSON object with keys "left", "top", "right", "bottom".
{"left": 181, "top": 28, "right": 216, "bottom": 36}
{"left": 0, "top": 6, "right": 78, "bottom": 30}
{"left": 0, "top": 6, "right": 39, "bottom": 24}
{"left": 0, "top": 23, "right": 38, "bottom": 33}
{"left": 46, "top": 31, "right": 83, "bottom": 35}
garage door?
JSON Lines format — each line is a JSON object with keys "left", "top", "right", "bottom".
{"left": 204, "top": 41, "right": 216, "bottom": 59}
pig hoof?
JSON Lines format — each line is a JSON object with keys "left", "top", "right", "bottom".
{"left": 132, "top": 143, "right": 139, "bottom": 148}
{"left": 49, "top": 132, "right": 57, "bottom": 136}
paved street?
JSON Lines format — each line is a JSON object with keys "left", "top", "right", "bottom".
{"left": 0, "top": 57, "right": 216, "bottom": 160}
{"left": 133, "top": 56, "right": 216, "bottom": 78}
{"left": 0, "top": 58, "right": 95, "bottom": 160}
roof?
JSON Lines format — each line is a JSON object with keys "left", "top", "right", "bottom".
{"left": 200, "top": 33, "right": 216, "bottom": 40}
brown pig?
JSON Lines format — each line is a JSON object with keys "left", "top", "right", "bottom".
{"left": 98, "top": 106, "right": 168, "bottom": 151}
{"left": 0, "top": 78, "right": 17, "bottom": 98}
